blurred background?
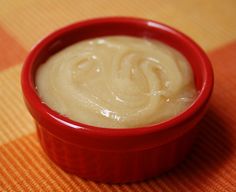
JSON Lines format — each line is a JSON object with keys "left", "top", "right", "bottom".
{"left": 1, "top": 0, "right": 236, "bottom": 52}
{"left": 0, "top": 1, "right": 236, "bottom": 191}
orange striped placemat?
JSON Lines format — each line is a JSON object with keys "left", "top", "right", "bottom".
{"left": 0, "top": 1, "right": 236, "bottom": 191}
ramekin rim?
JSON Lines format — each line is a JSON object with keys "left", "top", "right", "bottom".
{"left": 21, "top": 16, "right": 214, "bottom": 137}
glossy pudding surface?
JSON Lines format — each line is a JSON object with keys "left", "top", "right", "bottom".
{"left": 36, "top": 36, "right": 197, "bottom": 128}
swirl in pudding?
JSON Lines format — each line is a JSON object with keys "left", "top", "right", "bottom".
{"left": 36, "top": 36, "right": 197, "bottom": 128}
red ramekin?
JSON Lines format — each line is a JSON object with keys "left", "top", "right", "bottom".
{"left": 21, "top": 17, "right": 214, "bottom": 183}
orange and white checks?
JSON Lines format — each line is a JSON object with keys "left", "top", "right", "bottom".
{"left": 0, "top": 1, "right": 236, "bottom": 191}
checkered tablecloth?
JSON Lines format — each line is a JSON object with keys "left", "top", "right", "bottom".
{"left": 0, "top": 1, "right": 236, "bottom": 191}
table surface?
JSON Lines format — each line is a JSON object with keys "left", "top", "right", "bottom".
{"left": 0, "top": 1, "right": 236, "bottom": 191}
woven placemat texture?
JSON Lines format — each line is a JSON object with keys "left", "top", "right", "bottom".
{"left": 0, "top": 1, "right": 236, "bottom": 191}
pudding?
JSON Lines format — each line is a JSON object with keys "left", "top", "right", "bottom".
{"left": 36, "top": 36, "right": 197, "bottom": 128}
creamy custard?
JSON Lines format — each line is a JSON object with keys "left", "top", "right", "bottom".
{"left": 36, "top": 36, "right": 197, "bottom": 128}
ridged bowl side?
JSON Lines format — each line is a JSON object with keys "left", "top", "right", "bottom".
{"left": 36, "top": 121, "right": 198, "bottom": 183}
